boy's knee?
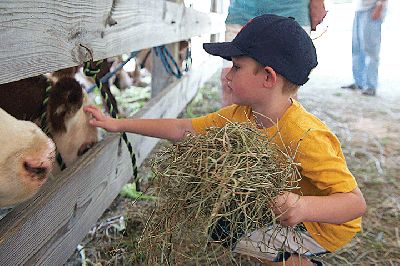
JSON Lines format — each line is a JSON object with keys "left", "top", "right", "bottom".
{"left": 274, "top": 254, "right": 314, "bottom": 266}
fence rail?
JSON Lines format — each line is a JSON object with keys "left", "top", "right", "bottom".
{"left": 0, "top": 0, "right": 225, "bottom": 85}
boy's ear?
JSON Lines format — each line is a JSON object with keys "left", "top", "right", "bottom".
{"left": 263, "top": 66, "right": 277, "bottom": 88}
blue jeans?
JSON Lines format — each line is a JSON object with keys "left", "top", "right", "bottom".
{"left": 352, "top": 7, "right": 384, "bottom": 90}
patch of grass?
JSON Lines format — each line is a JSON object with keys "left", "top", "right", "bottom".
{"left": 379, "top": 136, "right": 392, "bottom": 146}
{"left": 120, "top": 183, "right": 156, "bottom": 201}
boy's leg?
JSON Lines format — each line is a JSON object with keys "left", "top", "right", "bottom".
{"left": 234, "top": 224, "right": 327, "bottom": 264}
{"left": 244, "top": 253, "right": 314, "bottom": 266}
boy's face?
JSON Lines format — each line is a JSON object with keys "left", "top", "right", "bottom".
{"left": 225, "top": 56, "right": 267, "bottom": 106}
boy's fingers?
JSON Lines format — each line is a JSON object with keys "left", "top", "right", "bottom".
{"left": 89, "top": 119, "right": 106, "bottom": 128}
{"left": 85, "top": 107, "right": 105, "bottom": 120}
{"left": 91, "top": 109, "right": 102, "bottom": 118}
{"left": 271, "top": 203, "right": 285, "bottom": 216}
{"left": 89, "top": 119, "right": 100, "bottom": 126}
{"left": 84, "top": 105, "right": 102, "bottom": 116}
{"left": 84, "top": 105, "right": 96, "bottom": 111}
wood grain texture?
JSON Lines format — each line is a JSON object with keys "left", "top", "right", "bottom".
{"left": 0, "top": 0, "right": 225, "bottom": 84}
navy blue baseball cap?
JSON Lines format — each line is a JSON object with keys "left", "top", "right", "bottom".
{"left": 203, "top": 14, "right": 318, "bottom": 85}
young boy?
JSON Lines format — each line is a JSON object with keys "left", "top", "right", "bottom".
{"left": 84, "top": 14, "right": 366, "bottom": 265}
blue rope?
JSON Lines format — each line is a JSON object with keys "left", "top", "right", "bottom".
{"left": 154, "top": 45, "right": 183, "bottom": 79}
{"left": 86, "top": 51, "right": 139, "bottom": 93}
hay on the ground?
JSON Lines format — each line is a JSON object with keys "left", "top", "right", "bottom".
{"left": 136, "top": 121, "right": 302, "bottom": 264}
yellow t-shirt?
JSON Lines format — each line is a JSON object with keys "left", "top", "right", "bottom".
{"left": 191, "top": 100, "right": 361, "bottom": 252}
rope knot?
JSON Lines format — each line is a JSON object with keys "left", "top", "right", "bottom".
{"left": 83, "top": 60, "right": 103, "bottom": 77}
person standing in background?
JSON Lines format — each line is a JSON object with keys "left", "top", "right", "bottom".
{"left": 341, "top": 0, "right": 388, "bottom": 96}
{"left": 220, "top": 0, "right": 327, "bottom": 107}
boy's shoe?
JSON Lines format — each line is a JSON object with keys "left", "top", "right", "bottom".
{"left": 362, "top": 88, "right": 376, "bottom": 96}
{"left": 341, "top": 83, "right": 360, "bottom": 90}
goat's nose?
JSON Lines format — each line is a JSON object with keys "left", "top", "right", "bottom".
{"left": 23, "top": 157, "right": 53, "bottom": 181}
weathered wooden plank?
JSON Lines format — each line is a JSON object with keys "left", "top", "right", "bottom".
{"left": 0, "top": 55, "right": 222, "bottom": 265}
{"left": 210, "top": 0, "right": 225, "bottom": 42}
{"left": 0, "top": 0, "right": 225, "bottom": 85}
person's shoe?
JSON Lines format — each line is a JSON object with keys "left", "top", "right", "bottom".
{"left": 362, "top": 88, "right": 376, "bottom": 96}
{"left": 341, "top": 83, "right": 360, "bottom": 90}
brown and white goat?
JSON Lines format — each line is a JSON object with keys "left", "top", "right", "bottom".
{"left": 0, "top": 74, "right": 99, "bottom": 172}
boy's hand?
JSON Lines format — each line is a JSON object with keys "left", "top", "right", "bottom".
{"left": 271, "top": 192, "right": 305, "bottom": 227}
{"left": 84, "top": 105, "right": 120, "bottom": 132}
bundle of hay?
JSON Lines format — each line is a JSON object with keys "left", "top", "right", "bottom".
{"left": 136, "top": 122, "right": 302, "bottom": 264}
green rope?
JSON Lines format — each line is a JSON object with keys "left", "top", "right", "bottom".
{"left": 83, "top": 61, "right": 139, "bottom": 189}
{"left": 40, "top": 84, "right": 51, "bottom": 134}
{"left": 41, "top": 82, "right": 66, "bottom": 171}
{"left": 56, "top": 152, "right": 66, "bottom": 170}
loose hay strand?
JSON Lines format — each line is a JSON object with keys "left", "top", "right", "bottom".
{"left": 137, "top": 121, "right": 303, "bottom": 264}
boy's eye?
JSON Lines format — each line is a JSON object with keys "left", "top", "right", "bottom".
{"left": 232, "top": 65, "right": 240, "bottom": 70}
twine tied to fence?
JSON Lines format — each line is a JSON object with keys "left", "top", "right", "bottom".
{"left": 83, "top": 60, "right": 139, "bottom": 190}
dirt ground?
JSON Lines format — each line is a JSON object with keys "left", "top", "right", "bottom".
{"left": 66, "top": 2, "right": 400, "bottom": 265}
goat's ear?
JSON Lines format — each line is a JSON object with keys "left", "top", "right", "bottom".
{"left": 51, "top": 66, "right": 80, "bottom": 80}
{"left": 48, "top": 77, "right": 83, "bottom": 133}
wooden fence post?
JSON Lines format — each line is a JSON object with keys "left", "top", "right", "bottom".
{"left": 210, "top": 0, "right": 225, "bottom": 43}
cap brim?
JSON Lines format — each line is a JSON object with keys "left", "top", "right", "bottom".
{"left": 203, "top": 42, "right": 246, "bottom": 61}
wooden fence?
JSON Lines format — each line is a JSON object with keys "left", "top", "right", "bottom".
{"left": 0, "top": 0, "right": 226, "bottom": 264}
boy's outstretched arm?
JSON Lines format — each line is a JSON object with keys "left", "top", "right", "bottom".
{"left": 272, "top": 187, "right": 367, "bottom": 227}
{"left": 84, "top": 105, "right": 195, "bottom": 142}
